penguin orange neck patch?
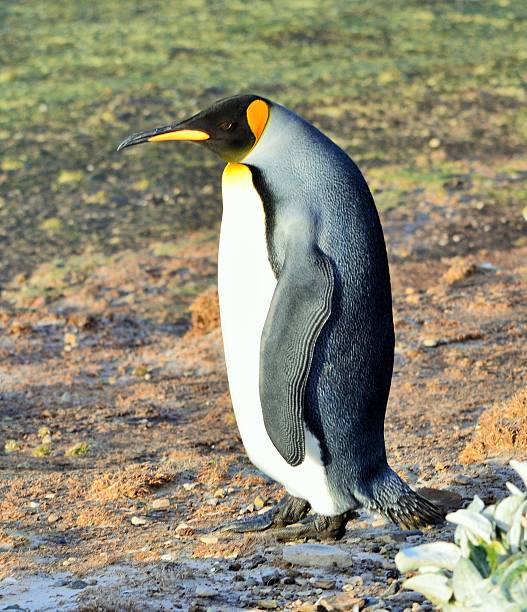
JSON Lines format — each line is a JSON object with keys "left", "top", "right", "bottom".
{"left": 246, "top": 100, "right": 269, "bottom": 142}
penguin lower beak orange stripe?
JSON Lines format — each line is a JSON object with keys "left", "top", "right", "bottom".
{"left": 117, "top": 126, "right": 209, "bottom": 151}
{"left": 148, "top": 130, "right": 209, "bottom": 142}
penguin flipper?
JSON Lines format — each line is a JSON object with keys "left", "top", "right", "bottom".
{"left": 259, "top": 241, "right": 334, "bottom": 467}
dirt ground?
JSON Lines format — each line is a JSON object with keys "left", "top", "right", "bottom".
{"left": 1, "top": 155, "right": 527, "bottom": 611}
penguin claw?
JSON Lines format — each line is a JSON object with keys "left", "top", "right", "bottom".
{"left": 217, "top": 506, "right": 280, "bottom": 533}
{"left": 269, "top": 511, "right": 354, "bottom": 542}
{"left": 216, "top": 494, "right": 311, "bottom": 534}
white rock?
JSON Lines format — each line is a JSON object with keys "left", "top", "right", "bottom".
{"left": 282, "top": 543, "right": 351, "bottom": 568}
{"left": 199, "top": 535, "right": 219, "bottom": 545}
{"left": 195, "top": 586, "right": 217, "bottom": 597}
{"left": 151, "top": 498, "right": 170, "bottom": 509}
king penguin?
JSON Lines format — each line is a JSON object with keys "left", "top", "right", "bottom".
{"left": 118, "top": 94, "right": 444, "bottom": 539}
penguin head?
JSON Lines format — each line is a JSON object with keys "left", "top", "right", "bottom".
{"left": 117, "top": 94, "right": 270, "bottom": 162}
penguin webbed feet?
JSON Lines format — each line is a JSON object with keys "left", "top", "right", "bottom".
{"left": 269, "top": 510, "right": 355, "bottom": 542}
{"left": 217, "top": 492, "right": 354, "bottom": 542}
{"left": 217, "top": 493, "right": 310, "bottom": 534}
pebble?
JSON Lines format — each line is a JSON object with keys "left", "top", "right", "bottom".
{"left": 422, "top": 337, "right": 441, "bottom": 348}
{"left": 161, "top": 553, "right": 175, "bottom": 562}
{"left": 151, "top": 498, "right": 170, "bottom": 509}
{"left": 175, "top": 522, "right": 194, "bottom": 535}
{"left": 69, "top": 579, "right": 88, "bottom": 590}
{"left": 0, "top": 542, "right": 14, "bottom": 552}
{"left": 283, "top": 543, "right": 351, "bottom": 568}
{"left": 318, "top": 593, "right": 365, "bottom": 611}
{"left": 245, "top": 554, "right": 266, "bottom": 569}
{"left": 228, "top": 561, "right": 241, "bottom": 571}
{"left": 353, "top": 551, "right": 393, "bottom": 569}
{"left": 257, "top": 599, "right": 278, "bottom": 609}
{"left": 253, "top": 495, "right": 266, "bottom": 509}
{"left": 195, "top": 586, "right": 217, "bottom": 598}
{"left": 311, "top": 579, "right": 336, "bottom": 590}
{"left": 199, "top": 535, "right": 219, "bottom": 545}
{"left": 261, "top": 569, "right": 281, "bottom": 586}
{"left": 343, "top": 576, "right": 364, "bottom": 590}
{"left": 451, "top": 473, "right": 475, "bottom": 485}
{"left": 47, "top": 513, "right": 60, "bottom": 524}
{"left": 183, "top": 483, "right": 198, "bottom": 491}
{"left": 59, "top": 391, "right": 72, "bottom": 404}
{"left": 131, "top": 516, "right": 147, "bottom": 526}
{"left": 62, "top": 557, "right": 77, "bottom": 567}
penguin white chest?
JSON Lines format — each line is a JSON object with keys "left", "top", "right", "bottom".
{"left": 217, "top": 163, "right": 339, "bottom": 516}
{"left": 218, "top": 162, "right": 277, "bottom": 434}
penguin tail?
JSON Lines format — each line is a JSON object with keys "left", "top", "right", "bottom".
{"left": 360, "top": 468, "right": 461, "bottom": 530}
{"left": 383, "top": 487, "right": 445, "bottom": 530}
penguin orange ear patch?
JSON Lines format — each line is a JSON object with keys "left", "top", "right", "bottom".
{"left": 246, "top": 100, "right": 269, "bottom": 141}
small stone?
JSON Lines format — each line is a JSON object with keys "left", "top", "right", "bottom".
{"left": 199, "top": 535, "right": 219, "bottom": 545}
{"left": 64, "top": 332, "right": 77, "bottom": 347}
{"left": 228, "top": 561, "right": 241, "bottom": 571}
{"left": 0, "top": 542, "right": 14, "bottom": 552}
{"left": 47, "top": 513, "right": 60, "bottom": 524}
{"left": 131, "top": 516, "right": 147, "bottom": 526}
{"left": 253, "top": 495, "right": 266, "bottom": 510}
{"left": 213, "top": 487, "right": 226, "bottom": 498}
{"left": 261, "top": 569, "right": 281, "bottom": 586}
{"left": 161, "top": 553, "right": 175, "bottom": 561}
{"left": 183, "top": 483, "right": 198, "bottom": 491}
{"left": 422, "top": 337, "right": 440, "bottom": 348}
{"left": 353, "top": 551, "right": 392, "bottom": 569}
{"left": 29, "top": 501, "right": 40, "bottom": 509}
{"left": 195, "top": 586, "right": 217, "bottom": 597}
{"left": 151, "top": 498, "right": 170, "bottom": 509}
{"left": 343, "top": 576, "right": 363, "bottom": 591}
{"left": 311, "top": 579, "right": 336, "bottom": 590}
{"left": 428, "top": 137, "right": 441, "bottom": 149}
{"left": 257, "top": 600, "right": 278, "bottom": 610}
{"left": 69, "top": 579, "right": 88, "bottom": 590}
{"left": 175, "top": 522, "right": 194, "bottom": 536}
{"left": 283, "top": 543, "right": 351, "bottom": 568}
{"left": 62, "top": 557, "right": 77, "bottom": 567}
{"left": 522, "top": 206, "right": 527, "bottom": 223}
{"left": 318, "top": 593, "right": 365, "bottom": 611}
{"left": 245, "top": 554, "right": 266, "bottom": 569}
{"left": 59, "top": 391, "right": 72, "bottom": 404}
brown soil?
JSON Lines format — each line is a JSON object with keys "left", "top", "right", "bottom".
{"left": 460, "top": 386, "right": 527, "bottom": 465}
{"left": 0, "top": 160, "right": 526, "bottom": 611}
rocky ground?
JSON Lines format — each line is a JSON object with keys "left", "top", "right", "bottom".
{"left": 1, "top": 153, "right": 526, "bottom": 611}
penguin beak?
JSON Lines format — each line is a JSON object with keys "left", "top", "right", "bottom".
{"left": 117, "top": 124, "right": 209, "bottom": 151}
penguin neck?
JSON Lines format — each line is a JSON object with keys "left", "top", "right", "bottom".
{"left": 242, "top": 103, "right": 348, "bottom": 203}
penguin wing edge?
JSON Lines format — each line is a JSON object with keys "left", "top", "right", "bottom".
{"left": 259, "top": 242, "right": 334, "bottom": 467}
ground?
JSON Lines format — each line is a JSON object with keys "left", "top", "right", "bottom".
{"left": 1, "top": 175, "right": 526, "bottom": 610}
{"left": 1, "top": 1, "right": 527, "bottom": 610}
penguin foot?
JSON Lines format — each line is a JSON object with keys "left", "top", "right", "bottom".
{"left": 218, "top": 494, "right": 310, "bottom": 534}
{"left": 269, "top": 510, "right": 355, "bottom": 542}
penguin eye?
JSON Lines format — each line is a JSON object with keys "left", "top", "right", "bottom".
{"left": 218, "top": 121, "right": 234, "bottom": 131}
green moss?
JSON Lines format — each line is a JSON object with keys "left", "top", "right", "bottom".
{"left": 0, "top": 0, "right": 525, "bottom": 282}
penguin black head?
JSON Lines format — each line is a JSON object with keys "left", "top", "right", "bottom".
{"left": 117, "top": 94, "right": 270, "bottom": 162}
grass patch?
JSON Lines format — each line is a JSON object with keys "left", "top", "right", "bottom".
{"left": 0, "top": 1, "right": 526, "bottom": 281}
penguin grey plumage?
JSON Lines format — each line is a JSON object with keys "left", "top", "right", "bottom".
{"left": 118, "top": 94, "right": 444, "bottom": 538}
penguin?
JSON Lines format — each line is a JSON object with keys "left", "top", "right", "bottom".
{"left": 117, "top": 94, "right": 444, "bottom": 539}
